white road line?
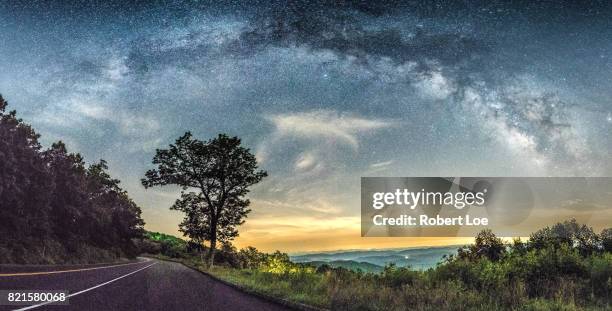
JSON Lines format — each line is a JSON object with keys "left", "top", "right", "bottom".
{"left": 0, "top": 258, "right": 151, "bottom": 277}
{"left": 12, "top": 262, "right": 157, "bottom": 311}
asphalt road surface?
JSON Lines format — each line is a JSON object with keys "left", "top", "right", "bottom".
{"left": 0, "top": 258, "right": 291, "bottom": 311}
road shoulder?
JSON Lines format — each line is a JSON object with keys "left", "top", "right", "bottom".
{"left": 146, "top": 256, "right": 328, "bottom": 311}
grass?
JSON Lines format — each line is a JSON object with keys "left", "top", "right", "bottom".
{"left": 149, "top": 251, "right": 611, "bottom": 311}
{"left": 207, "top": 266, "right": 329, "bottom": 308}
{"left": 148, "top": 254, "right": 329, "bottom": 308}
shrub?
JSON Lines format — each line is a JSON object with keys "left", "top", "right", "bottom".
{"left": 380, "top": 264, "right": 420, "bottom": 288}
{"left": 589, "top": 253, "right": 612, "bottom": 301}
{"left": 519, "top": 245, "right": 587, "bottom": 299}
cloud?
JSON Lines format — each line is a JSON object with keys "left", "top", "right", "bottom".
{"left": 256, "top": 109, "right": 395, "bottom": 180}
{"left": 370, "top": 160, "right": 394, "bottom": 168}
{"left": 118, "top": 114, "right": 161, "bottom": 137}
{"left": 252, "top": 198, "right": 345, "bottom": 218}
{"left": 266, "top": 110, "right": 393, "bottom": 149}
{"left": 367, "top": 160, "right": 394, "bottom": 174}
{"left": 253, "top": 111, "right": 392, "bottom": 222}
{"left": 72, "top": 100, "right": 108, "bottom": 120}
{"left": 295, "top": 151, "right": 318, "bottom": 171}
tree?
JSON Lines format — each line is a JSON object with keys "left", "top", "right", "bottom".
{"left": 0, "top": 94, "right": 144, "bottom": 263}
{"left": 170, "top": 192, "right": 208, "bottom": 257}
{"left": 601, "top": 228, "right": 612, "bottom": 252}
{"left": 457, "top": 229, "right": 505, "bottom": 261}
{"left": 142, "top": 132, "right": 267, "bottom": 267}
{"left": 238, "top": 246, "right": 267, "bottom": 269}
{"left": 264, "top": 251, "right": 293, "bottom": 274}
{"left": 86, "top": 160, "right": 145, "bottom": 254}
{"left": 529, "top": 219, "right": 600, "bottom": 255}
{"left": 0, "top": 95, "right": 54, "bottom": 245}
{"left": 473, "top": 229, "right": 505, "bottom": 261}
{"left": 43, "top": 142, "right": 91, "bottom": 250}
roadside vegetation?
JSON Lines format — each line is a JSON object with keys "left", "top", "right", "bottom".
{"left": 145, "top": 219, "right": 612, "bottom": 310}
{"left": 0, "top": 95, "right": 145, "bottom": 264}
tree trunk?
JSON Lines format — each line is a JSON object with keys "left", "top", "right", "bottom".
{"left": 207, "top": 229, "right": 217, "bottom": 268}
{"left": 200, "top": 241, "right": 206, "bottom": 263}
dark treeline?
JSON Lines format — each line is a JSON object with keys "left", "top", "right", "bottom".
{"left": 0, "top": 95, "right": 144, "bottom": 264}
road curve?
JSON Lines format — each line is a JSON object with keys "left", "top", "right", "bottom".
{"left": 0, "top": 259, "right": 291, "bottom": 311}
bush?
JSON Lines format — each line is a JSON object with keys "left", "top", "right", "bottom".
{"left": 519, "top": 245, "right": 588, "bottom": 299}
{"left": 381, "top": 264, "right": 420, "bottom": 288}
{"left": 589, "top": 253, "right": 612, "bottom": 301}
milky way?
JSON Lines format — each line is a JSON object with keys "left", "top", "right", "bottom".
{"left": 1, "top": 1, "right": 611, "bottom": 249}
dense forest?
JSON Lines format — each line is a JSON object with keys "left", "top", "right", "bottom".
{"left": 0, "top": 95, "right": 144, "bottom": 264}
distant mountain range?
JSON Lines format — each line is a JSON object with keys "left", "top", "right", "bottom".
{"left": 304, "top": 260, "right": 384, "bottom": 273}
{"left": 291, "top": 245, "right": 459, "bottom": 272}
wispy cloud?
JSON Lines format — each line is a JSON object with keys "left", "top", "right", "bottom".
{"left": 255, "top": 109, "right": 395, "bottom": 180}
{"left": 294, "top": 151, "right": 319, "bottom": 171}
{"left": 370, "top": 160, "right": 394, "bottom": 168}
{"left": 267, "top": 110, "right": 393, "bottom": 148}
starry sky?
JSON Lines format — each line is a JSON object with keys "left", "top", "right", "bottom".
{"left": 1, "top": 1, "right": 611, "bottom": 252}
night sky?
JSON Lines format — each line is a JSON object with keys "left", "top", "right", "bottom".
{"left": 1, "top": 1, "right": 611, "bottom": 251}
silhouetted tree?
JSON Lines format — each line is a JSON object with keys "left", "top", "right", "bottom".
{"left": 86, "top": 160, "right": 145, "bottom": 254}
{"left": 171, "top": 192, "right": 208, "bottom": 257}
{"left": 0, "top": 94, "right": 144, "bottom": 263}
{"left": 142, "top": 132, "right": 267, "bottom": 267}
{"left": 43, "top": 142, "right": 92, "bottom": 251}
{"left": 0, "top": 95, "right": 53, "bottom": 250}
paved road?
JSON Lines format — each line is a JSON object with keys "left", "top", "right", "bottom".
{"left": 0, "top": 258, "right": 291, "bottom": 311}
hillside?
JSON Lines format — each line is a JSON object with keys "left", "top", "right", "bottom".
{"left": 291, "top": 245, "right": 458, "bottom": 270}
{"left": 305, "top": 260, "right": 383, "bottom": 273}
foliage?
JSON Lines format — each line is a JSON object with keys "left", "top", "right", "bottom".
{"left": 307, "top": 260, "right": 384, "bottom": 273}
{"left": 601, "top": 228, "right": 612, "bottom": 253}
{"left": 237, "top": 246, "right": 268, "bottom": 269}
{"left": 0, "top": 95, "right": 144, "bottom": 264}
{"left": 142, "top": 132, "right": 266, "bottom": 267}
{"left": 529, "top": 219, "right": 600, "bottom": 255}
{"left": 456, "top": 229, "right": 506, "bottom": 262}
{"left": 208, "top": 265, "right": 328, "bottom": 308}
{"left": 194, "top": 220, "right": 611, "bottom": 310}
{"left": 139, "top": 231, "right": 189, "bottom": 258}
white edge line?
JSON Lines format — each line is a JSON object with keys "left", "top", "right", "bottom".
{"left": 12, "top": 262, "right": 157, "bottom": 311}
{"left": 1, "top": 258, "right": 152, "bottom": 277}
